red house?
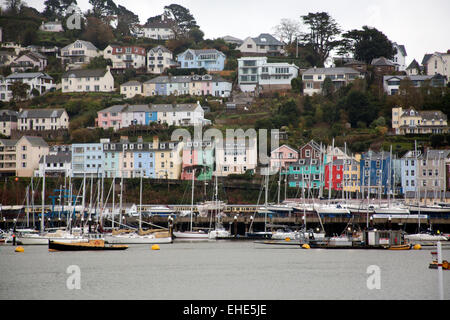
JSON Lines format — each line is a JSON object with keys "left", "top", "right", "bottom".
{"left": 324, "top": 158, "right": 344, "bottom": 191}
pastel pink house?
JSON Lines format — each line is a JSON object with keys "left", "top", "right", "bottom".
{"left": 95, "top": 105, "right": 124, "bottom": 131}
{"left": 270, "top": 145, "right": 299, "bottom": 169}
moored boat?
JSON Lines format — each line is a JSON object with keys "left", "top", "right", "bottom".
{"left": 49, "top": 239, "right": 128, "bottom": 251}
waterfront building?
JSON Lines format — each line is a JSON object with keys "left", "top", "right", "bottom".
{"left": 417, "top": 149, "right": 450, "bottom": 203}
{"left": 0, "top": 138, "right": 17, "bottom": 176}
{"left": 0, "top": 110, "right": 18, "bottom": 137}
{"left": 270, "top": 144, "right": 299, "bottom": 170}
{"left": 359, "top": 151, "right": 393, "bottom": 196}
{"left": 343, "top": 155, "right": 361, "bottom": 193}
{"left": 15, "top": 136, "right": 49, "bottom": 177}
{"left": 215, "top": 136, "right": 258, "bottom": 177}
{"left": 181, "top": 139, "right": 214, "bottom": 181}
{"left": 71, "top": 141, "right": 105, "bottom": 178}
{"left": 153, "top": 136, "right": 184, "bottom": 180}
{"left": 36, "top": 149, "right": 72, "bottom": 177}
{"left": 400, "top": 150, "right": 420, "bottom": 195}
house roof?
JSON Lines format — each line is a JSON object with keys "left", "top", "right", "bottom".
{"left": 121, "top": 80, "right": 142, "bottom": 86}
{"left": 16, "top": 51, "right": 46, "bottom": 62}
{"left": 252, "top": 33, "right": 284, "bottom": 46}
{"left": 144, "top": 74, "right": 231, "bottom": 84}
{"left": 302, "top": 67, "right": 360, "bottom": 75}
{"left": 99, "top": 103, "right": 202, "bottom": 114}
{"left": 20, "top": 136, "right": 48, "bottom": 148}
{"left": 39, "top": 152, "right": 72, "bottom": 164}
{"left": 422, "top": 54, "right": 433, "bottom": 65}
{"left": 419, "top": 110, "right": 447, "bottom": 121}
{"left": 148, "top": 45, "right": 172, "bottom": 54}
{"left": 0, "top": 139, "right": 18, "bottom": 147}
{"left": 406, "top": 59, "right": 420, "bottom": 70}
{"left": 143, "top": 19, "right": 176, "bottom": 29}
{"left": 271, "top": 144, "right": 299, "bottom": 154}
{"left": 62, "top": 40, "right": 98, "bottom": 51}
{"left": 6, "top": 72, "right": 53, "bottom": 81}
{"left": 393, "top": 43, "right": 407, "bottom": 57}
{"left": 222, "top": 35, "right": 243, "bottom": 44}
{"left": 62, "top": 69, "right": 108, "bottom": 78}
{"left": 371, "top": 57, "right": 396, "bottom": 66}
{"left": 178, "top": 49, "right": 225, "bottom": 58}
{"left": 18, "top": 108, "right": 66, "bottom": 119}
{"left": 419, "top": 150, "right": 450, "bottom": 160}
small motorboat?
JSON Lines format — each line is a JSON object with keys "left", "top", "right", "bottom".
{"left": 386, "top": 244, "right": 412, "bottom": 250}
{"left": 49, "top": 239, "right": 128, "bottom": 251}
{"left": 429, "top": 261, "right": 449, "bottom": 270}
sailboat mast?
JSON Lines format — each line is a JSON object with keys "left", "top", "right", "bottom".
{"left": 41, "top": 155, "right": 46, "bottom": 233}
{"left": 26, "top": 184, "right": 29, "bottom": 228}
{"left": 191, "top": 168, "right": 195, "bottom": 232}
{"left": 366, "top": 150, "right": 372, "bottom": 229}
{"left": 343, "top": 143, "right": 347, "bottom": 203}
{"left": 277, "top": 167, "right": 281, "bottom": 205}
{"left": 112, "top": 176, "right": 115, "bottom": 230}
{"left": 264, "top": 170, "right": 268, "bottom": 233}
{"left": 139, "top": 170, "right": 143, "bottom": 231}
{"left": 81, "top": 173, "right": 86, "bottom": 231}
{"left": 329, "top": 139, "right": 334, "bottom": 204}
{"left": 389, "top": 145, "right": 392, "bottom": 208}
{"left": 119, "top": 176, "right": 123, "bottom": 227}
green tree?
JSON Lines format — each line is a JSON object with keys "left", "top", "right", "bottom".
{"left": 116, "top": 5, "right": 139, "bottom": 37}
{"left": 10, "top": 81, "right": 30, "bottom": 101}
{"left": 291, "top": 76, "right": 303, "bottom": 94}
{"left": 86, "top": 56, "right": 111, "bottom": 69}
{"left": 322, "top": 77, "right": 334, "bottom": 98}
{"left": 164, "top": 4, "right": 199, "bottom": 38}
{"left": 340, "top": 26, "right": 396, "bottom": 63}
{"left": 342, "top": 90, "right": 376, "bottom": 127}
{"left": 88, "top": 0, "right": 118, "bottom": 18}
{"left": 188, "top": 27, "right": 204, "bottom": 43}
{"left": 301, "top": 12, "right": 342, "bottom": 66}
{"left": 81, "top": 16, "right": 115, "bottom": 49}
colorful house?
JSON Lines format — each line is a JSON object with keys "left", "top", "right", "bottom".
{"left": 177, "top": 49, "right": 226, "bottom": 72}
{"left": 181, "top": 140, "right": 214, "bottom": 181}
{"left": 270, "top": 144, "right": 299, "bottom": 170}
{"left": 360, "top": 151, "right": 393, "bottom": 195}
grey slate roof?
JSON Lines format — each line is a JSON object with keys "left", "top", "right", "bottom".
{"left": 371, "top": 57, "right": 396, "bottom": 66}
{"left": 419, "top": 150, "right": 450, "bottom": 160}
{"left": 148, "top": 45, "right": 172, "bottom": 54}
{"left": 406, "top": 59, "right": 420, "bottom": 70}
{"left": 252, "top": 33, "right": 284, "bottom": 46}
{"left": 21, "top": 136, "right": 48, "bottom": 148}
{"left": 419, "top": 110, "right": 447, "bottom": 121}
{"left": 0, "top": 139, "right": 18, "bottom": 146}
{"left": 422, "top": 54, "right": 433, "bottom": 65}
{"left": 303, "top": 67, "right": 360, "bottom": 75}
{"left": 99, "top": 104, "right": 201, "bottom": 114}
{"left": 39, "top": 152, "right": 72, "bottom": 164}
{"left": 393, "top": 43, "right": 407, "bottom": 57}
{"left": 121, "top": 80, "right": 142, "bottom": 86}
{"left": 144, "top": 74, "right": 231, "bottom": 84}
{"left": 62, "top": 69, "right": 108, "bottom": 78}
{"left": 18, "top": 108, "right": 66, "bottom": 119}
{"left": 6, "top": 72, "right": 53, "bottom": 80}
{"left": 61, "top": 40, "right": 98, "bottom": 52}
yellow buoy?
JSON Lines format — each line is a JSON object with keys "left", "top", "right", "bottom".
{"left": 413, "top": 244, "right": 422, "bottom": 250}
{"left": 151, "top": 244, "right": 160, "bottom": 250}
{"left": 285, "top": 237, "right": 291, "bottom": 242}
{"left": 15, "top": 246, "right": 24, "bottom": 253}
{"left": 302, "top": 244, "right": 310, "bottom": 250}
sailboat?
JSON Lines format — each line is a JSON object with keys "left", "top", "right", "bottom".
{"left": 16, "top": 163, "right": 84, "bottom": 245}
{"left": 104, "top": 171, "right": 173, "bottom": 244}
{"left": 245, "top": 168, "right": 273, "bottom": 239}
{"left": 208, "top": 174, "right": 231, "bottom": 239}
{"left": 173, "top": 168, "right": 209, "bottom": 240}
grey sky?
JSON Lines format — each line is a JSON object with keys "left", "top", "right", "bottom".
{"left": 27, "top": 0, "right": 450, "bottom": 65}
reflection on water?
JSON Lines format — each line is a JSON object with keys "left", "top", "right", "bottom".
{"left": 0, "top": 241, "right": 448, "bottom": 300}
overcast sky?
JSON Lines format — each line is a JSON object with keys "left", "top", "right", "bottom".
{"left": 26, "top": 0, "right": 450, "bottom": 65}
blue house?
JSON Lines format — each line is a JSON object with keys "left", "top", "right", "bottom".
{"left": 145, "top": 111, "right": 157, "bottom": 125}
{"left": 71, "top": 142, "right": 105, "bottom": 178}
{"left": 360, "top": 151, "right": 394, "bottom": 196}
{"left": 177, "top": 49, "right": 226, "bottom": 71}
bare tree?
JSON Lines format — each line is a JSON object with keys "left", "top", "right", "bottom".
{"left": 273, "top": 18, "right": 301, "bottom": 44}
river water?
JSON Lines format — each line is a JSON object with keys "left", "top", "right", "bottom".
{"left": 0, "top": 241, "right": 448, "bottom": 300}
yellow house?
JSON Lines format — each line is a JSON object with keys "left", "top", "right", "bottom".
{"left": 392, "top": 106, "right": 448, "bottom": 135}
{"left": 343, "top": 154, "right": 361, "bottom": 193}
{"left": 153, "top": 136, "right": 183, "bottom": 180}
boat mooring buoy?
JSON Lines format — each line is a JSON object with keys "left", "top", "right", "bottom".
{"left": 15, "top": 246, "right": 24, "bottom": 253}
{"left": 413, "top": 244, "right": 422, "bottom": 250}
{"left": 285, "top": 237, "right": 291, "bottom": 242}
{"left": 302, "top": 244, "right": 310, "bottom": 250}
{"left": 151, "top": 244, "right": 160, "bottom": 250}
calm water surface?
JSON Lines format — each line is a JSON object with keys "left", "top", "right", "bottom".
{"left": 0, "top": 241, "right": 448, "bottom": 300}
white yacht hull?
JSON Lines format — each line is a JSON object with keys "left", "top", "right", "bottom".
{"left": 404, "top": 234, "right": 448, "bottom": 242}
{"left": 105, "top": 234, "right": 172, "bottom": 244}
{"left": 172, "top": 231, "right": 209, "bottom": 240}
{"left": 208, "top": 229, "right": 231, "bottom": 239}
{"left": 17, "top": 235, "right": 84, "bottom": 245}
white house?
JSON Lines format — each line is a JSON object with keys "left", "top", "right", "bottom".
{"left": 103, "top": 45, "right": 146, "bottom": 70}
{"left": 238, "top": 56, "right": 299, "bottom": 93}
{"left": 215, "top": 136, "right": 258, "bottom": 177}
{"left": 39, "top": 20, "right": 64, "bottom": 32}
{"left": 238, "top": 33, "right": 285, "bottom": 56}
{"left": 390, "top": 43, "right": 407, "bottom": 71}
{"left": 17, "top": 108, "right": 69, "bottom": 131}
{"left": 422, "top": 51, "right": 450, "bottom": 81}
{"left": 302, "top": 67, "right": 363, "bottom": 96}
{"left": 147, "top": 45, "right": 176, "bottom": 74}
{"left": 10, "top": 52, "right": 47, "bottom": 72}
{"left": 36, "top": 150, "right": 72, "bottom": 177}
{"left": 383, "top": 74, "right": 447, "bottom": 95}
{"left": 61, "top": 68, "right": 115, "bottom": 93}
{"left": 60, "top": 40, "right": 102, "bottom": 70}
{"left": 120, "top": 80, "right": 143, "bottom": 99}
{"left": 153, "top": 102, "right": 211, "bottom": 127}
{"left": 135, "top": 19, "right": 175, "bottom": 40}
{"left": 0, "top": 72, "right": 55, "bottom": 102}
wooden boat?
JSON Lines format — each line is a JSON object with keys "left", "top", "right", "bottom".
{"left": 429, "top": 261, "right": 449, "bottom": 270}
{"left": 49, "top": 239, "right": 128, "bottom": 251}
{"left": 386, "top": 244, "right": 412, "bottom": 250}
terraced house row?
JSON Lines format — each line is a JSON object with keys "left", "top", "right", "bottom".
{"left": 120, "top": 74, "right": 232, "bottom": 98}
{"left": 95, "top": 102, "right": 211, "bottom": 131}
